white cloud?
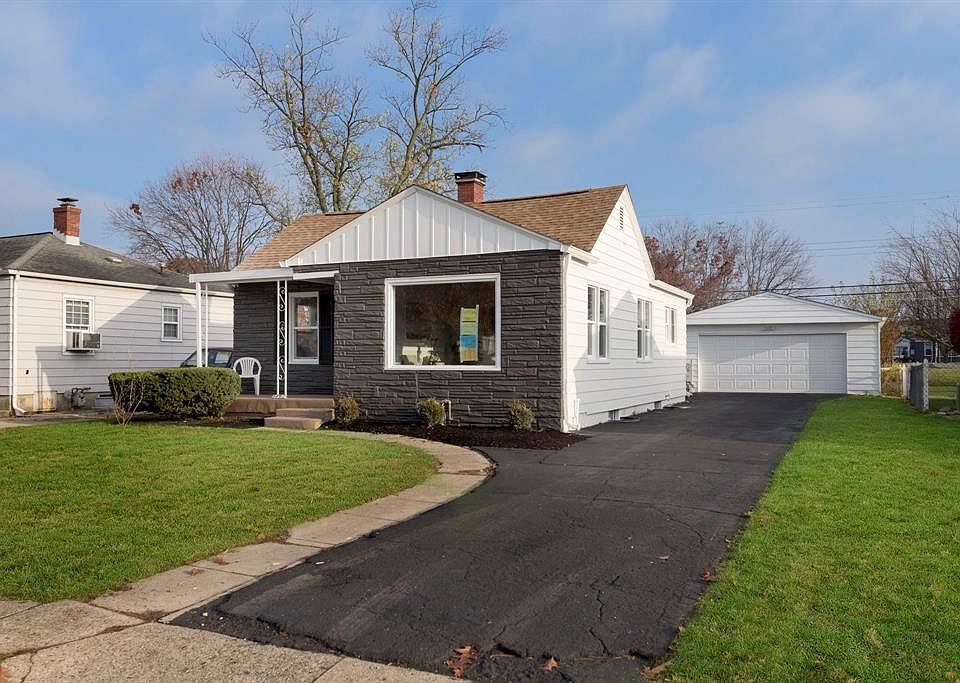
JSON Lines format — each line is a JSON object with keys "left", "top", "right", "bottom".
{"left": 593, "top": 44, "right": 716, "bottom": 144}
{"left": 0, "top": 157, "right": 117, "bottom": 245}
{"left": 486, "top": 127, "right": 577, "bottom": 196}
{"left": 0, "top": 3, "right": 102, "bottom": 125}
{"left": 695, "top": 76, "right": 960, "bottom": 188}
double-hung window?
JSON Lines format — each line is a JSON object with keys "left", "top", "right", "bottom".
{"left": 386, "top": 274, "right": 500, "bottom": 369}
{"left": 637, "top": 299, "right": 652, "bottom": 359}
{"left": 291, "top": 292, "right": 320, "bottom": 363}
{"left": 64, "top": 298, "right": 92, "bottom": 350}
{"left": 665, "top": 306, "right": 677, "bottom": 345}
{"left": 161, "top": 305, "right": 182, "bottom": 341}
{"left": 587, "top": 286, "right": 608, "bottom": 359}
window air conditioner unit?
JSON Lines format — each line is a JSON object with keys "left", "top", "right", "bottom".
{"left": 67, "top": 332, "right": 101, "bottom": 352}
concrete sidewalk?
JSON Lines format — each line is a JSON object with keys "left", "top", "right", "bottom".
{"left": 0, "top": 430, "right": 492, "bottom": 682}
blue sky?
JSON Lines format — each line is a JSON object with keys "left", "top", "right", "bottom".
{"left": 2, "top": 0, "right": 959, "bottom": 285}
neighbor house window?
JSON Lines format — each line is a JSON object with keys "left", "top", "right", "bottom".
{"left": 291, "top": 292, "right": 319, "bottom": 363}
{"left": 637, "top": 299, "right": 652, "bottom": 359}
{"left": 587, "top": 286, "right": 608, "bottom": 359}
{"left": 161, "top": 305, "right": 181, "bottom": 341}
{"left": 665, "top": 307, "right": 677, "bottom": 344}
{"left": 64, "top": 298, "right": 92, "bottom": 349}
{"left": 386, "top": 274, "right": 499, "bottom": 369}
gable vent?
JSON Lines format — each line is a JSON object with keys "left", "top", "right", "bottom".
{"left": 619, "top": 205, "right": 625, "bottom": 230}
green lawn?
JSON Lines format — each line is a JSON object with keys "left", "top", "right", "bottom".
{"left": 0, "top": 422, "right": 436, "bottom": 602}
{"left": 929, "top": 367, "right": 960, "bottom": 412}
{"left": 665, "top": 397, "right": 960, "bottom": 682}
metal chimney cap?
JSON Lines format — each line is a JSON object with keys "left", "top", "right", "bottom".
{"left": 57, "top": 197, "right": 79, "bottom": 206}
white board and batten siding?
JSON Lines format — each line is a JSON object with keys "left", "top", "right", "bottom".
{"left": 564, "top": 189, "right": 691, "bottom": 429}
{"left": 11, "top": 276, "right": 233, "bottom": 403}
{"left": 283, "top": 187, "right": 561, "bottom": 267}
{"left": 687, "top": 293, "right": 883, "bottom": 395}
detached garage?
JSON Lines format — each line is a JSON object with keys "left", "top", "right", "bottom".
{"left": 687, "top": 292, "right": 884, "bottom": 394}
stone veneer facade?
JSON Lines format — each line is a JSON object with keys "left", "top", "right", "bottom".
{"left": 233, "top": 250, "right": 564, "bottom": 429}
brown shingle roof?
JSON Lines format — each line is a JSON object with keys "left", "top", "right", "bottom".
{"left": 236, "top": 184, "right": 625, "bottom": 268}
{"left": 237, "top": 212, "right": 362, "bottom": 270}
{"left": 469, "top": 185, "right": 625, "bottom": 252}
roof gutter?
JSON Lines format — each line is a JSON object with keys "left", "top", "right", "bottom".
{"left": 0, "top": 269, "right": 231, "bottom": 297}
{"left": 189, "top": 268, "right": 295, "bottom": 284}
{"left": 651, "top": 279, "right": 695, "bottom": 304}
{"left": 559, "top": 244, "right": 598, "bottom": 264}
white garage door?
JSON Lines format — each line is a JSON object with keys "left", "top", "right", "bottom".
{"left": 699, "top": 334, "right": 847, "bottom": 393}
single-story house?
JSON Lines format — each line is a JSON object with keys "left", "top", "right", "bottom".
{"left": 894, "top": 334, "right": 959, "bottom": 363}
{"left": 190, "top": 172, "right": 693, "bottom": 431}
{"left": 687, "top": 292, "right": 884, "bottom": 394}
{"left": 1, "top": 199, "right": 233, "bottom": 414}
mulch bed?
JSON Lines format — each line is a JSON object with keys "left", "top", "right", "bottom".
{"left": 327, "top": 421, "right": 584, "bottom": 450}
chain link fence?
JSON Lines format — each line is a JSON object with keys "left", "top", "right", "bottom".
{"left": 902, "top": 361, "right": 960, "bottom": 413}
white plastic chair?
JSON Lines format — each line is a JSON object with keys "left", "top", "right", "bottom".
{"left": 233, "top": 357, "right": 262, "bottom": 396}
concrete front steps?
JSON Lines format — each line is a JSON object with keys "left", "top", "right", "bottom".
{"left": 263, "top": 407, "right": 335, "bottom": 430}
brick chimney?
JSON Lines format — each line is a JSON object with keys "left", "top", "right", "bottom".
{"left": 53, "top": 197, "right": 81, "bottom": 245}
{"left": 454, "top": 171, "right": 486, "bottom": 203}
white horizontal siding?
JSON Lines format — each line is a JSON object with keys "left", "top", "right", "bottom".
{"left": 11, "top": 276, "right": 233, "bottom": 399}
{"left": 285, "top": 187, "right": 561, "bottom": 267}
{"left": 565, "top": 189, "right": 690, "bottom": 429}
{"left": 688, "top": 321, "right": 881, "bottom": 394}
{"left": 0, "top": 276, "right": 10, "bottom": 394}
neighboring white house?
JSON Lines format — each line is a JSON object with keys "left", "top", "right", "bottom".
{"left": 1, "top": 199, "right": 233, "bottom": 414}
{"left": 687, "top": 292, "right": 883, "bottom": 395}
{"left": 192, "top": 172, "right": 692, "bottom": 432}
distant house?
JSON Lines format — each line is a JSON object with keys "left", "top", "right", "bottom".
{"left": 894, "top": 334, "right": 959, "bottom": 363}
{"left": 189, "top": 172, "right": 693, "bottom": 431}
{"left": 1, "top": 199, "right": 233, "bottom": 414}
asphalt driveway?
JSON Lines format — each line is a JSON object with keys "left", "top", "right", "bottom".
{"left": 175, "top": 394, "right": 823, "bottom": 681}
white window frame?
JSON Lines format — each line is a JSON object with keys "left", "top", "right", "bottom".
{"left": 290, "top": 291, "right": 320, "bottom": 365}
{"left": 665, "top": 306, "right": 677, "bottom": 345}
{"left": 160, "top": 304, "right": 182, "bottom": 342}
{"left": 637, "top": 298, "right": 652, "bottom": 360}
{"left": 587, "top": 285, "right": 609, "bottom": 361}
{"left": 384, "top": 273, "right": 501, "bottom": 371}
{"left": 63, "top": 296, "right": 95, "bottom": 353}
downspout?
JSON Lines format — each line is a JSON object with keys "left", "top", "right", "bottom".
{"left": 195, "top": 282, "right": 203, "bottom": 366}
{"left": 9, "top": 271, "right": 25, "bottom": 415}
{"left": 559, "top": 252, "right": 579, "bottom": 432}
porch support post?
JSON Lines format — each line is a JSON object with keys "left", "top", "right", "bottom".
{"left": 203, "top": 283, "right": 209, "bottom": 365}
{"left": 275, "top": 279, "right": 288, "bottom": 398}
{"left": 194, "top": 282, "right": 203, "bottom": 366}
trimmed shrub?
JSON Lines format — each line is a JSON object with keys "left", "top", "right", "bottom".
{"left": 506, "top": 400, "right": 535, "bottom": 431}
{"left": 335, "top": 396, "right": 360, "bottom": 424}
{"left": 417, "top": 397, "right": 447, "bottom": 428}
{"left": 109, "top": 367, "right": 241, "bottom": 418}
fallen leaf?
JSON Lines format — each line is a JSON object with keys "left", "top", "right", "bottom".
{"left": 658, "top": 555, "right": 670, "bottom": 561}
{"left": 445, "top": 645, "right": 478, "bottom": 678}
{"left": 213, "top": 555, "right": 228, "bottom": 565}
{"left": 542, "top": 656, "right": 559, "bottom": 671}
{"left": 188, "top": 567, "right": 204, "bottom": 576}
{"left": 701, "top": 570, "right": 718, "bottom": 582}
{"left": 0, "top": 665, "right": 9, "bottom": 683}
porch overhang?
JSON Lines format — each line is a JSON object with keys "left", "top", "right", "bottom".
{"left": 188, "top": 268, "right": 339, "bottom": 284}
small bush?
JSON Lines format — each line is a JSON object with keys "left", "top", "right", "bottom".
{"left": 335, "top": 396, "right": 360, "bottom": 424}
{"left": 506, "top": 400, "right": 535, "bottom": 431}
{"left": 109, "top": 367, "right": 240, "bottom": 418}
{"left": 417, "top": 397, "right": 447, "bottom": 428}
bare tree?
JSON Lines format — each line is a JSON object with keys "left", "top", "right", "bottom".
{"left": 109, "top": 156, "right": 282, "bottom": 273}
{"left": 832, "top": 275, "right": 903, "bottom": 361}
{"left": 368, "top": 1, "right": 506, "bottom": 198}
{"left": 207, "top": 9, "right": 375, "bottom": 213}
{"left": 645, "top": 219, "right": 742, "bottom": 311}
{"left": 741, "top": 218, "right": 814, "bottom": 294}
{"left": 880, "top": 207, "right": 960, "bottom": 345}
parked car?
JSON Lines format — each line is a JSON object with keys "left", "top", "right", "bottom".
{"left": 180, "top": 348, "right": 235, "bottom": 368}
